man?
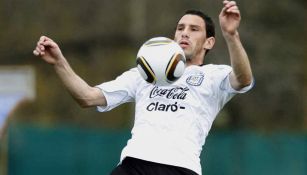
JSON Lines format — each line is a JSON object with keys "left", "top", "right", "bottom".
{"left": 33, "top": 1, "right": 253, "bottom": 174}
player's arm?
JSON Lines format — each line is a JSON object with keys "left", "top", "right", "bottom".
{"left": 219, "top": 0, "right": 253, "bottom": 90}
{"left": 33, "top": 36, "right": 107, "bottom": 107}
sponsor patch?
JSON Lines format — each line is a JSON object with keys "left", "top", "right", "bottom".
{"left": 186, "top": 74, "right": 204, "bottom": 86}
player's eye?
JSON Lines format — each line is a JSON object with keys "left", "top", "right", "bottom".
{"left": 176, "top": 25, "right": 184, "bottom": 31}
{"left": 191, "top": 27, "right": 199, "bottom": 31}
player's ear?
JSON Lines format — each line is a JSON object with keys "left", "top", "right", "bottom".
{"left": 203, "top": 37, "right": 215, "bottom": 50}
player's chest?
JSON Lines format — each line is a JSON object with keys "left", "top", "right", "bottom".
{"left": 135, "top": 69, "right": 215, "bottom": 104}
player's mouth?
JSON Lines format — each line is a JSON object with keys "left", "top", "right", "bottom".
{"left": 179, "top": 40, "right": 190, "bottom": 49}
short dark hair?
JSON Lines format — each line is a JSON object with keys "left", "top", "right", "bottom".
{"left": 184, "top": 9, "right": 215, "bottom": 38}
{"left": 179, "top": 10, "right": 215, "bottom": 55}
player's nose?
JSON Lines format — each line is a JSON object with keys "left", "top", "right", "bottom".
{"left": 181, "top": 29, "right": 189, "bottom": 39}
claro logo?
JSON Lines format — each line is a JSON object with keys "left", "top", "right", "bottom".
{"left": 146, "top": 102, "right": 185, "bottom": 112}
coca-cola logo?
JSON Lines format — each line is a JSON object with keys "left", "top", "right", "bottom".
{"left": 149, "top": 86, "right": 189, "bottom": 100}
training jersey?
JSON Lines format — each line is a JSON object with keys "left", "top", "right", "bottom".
{"left": 96, "top": 64, "right": 253, "bottom": 175}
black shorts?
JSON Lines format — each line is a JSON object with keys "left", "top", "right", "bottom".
{"left": 110, "top": 157, "right": 198, "bottom": 175}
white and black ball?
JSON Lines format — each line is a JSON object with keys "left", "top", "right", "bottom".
{"left": 136, "top": 37, "right": 186, "bottom": 86}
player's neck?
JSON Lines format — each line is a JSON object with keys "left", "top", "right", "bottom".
{"left": 186, "top": 56, "right": 204, "bottom": 67}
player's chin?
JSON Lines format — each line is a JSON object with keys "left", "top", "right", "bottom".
{"left": 183, "top": 50, "right": 192, "bottom": 60}
{"left": 184, "top": 52, "right": 193, "bottom": 60}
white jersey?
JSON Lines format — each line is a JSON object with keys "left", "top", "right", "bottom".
{"left": 96, "top": 64, "right": 253, "bottom": 175}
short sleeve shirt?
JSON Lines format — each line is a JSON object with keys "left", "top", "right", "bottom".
{"left": 96, "top": 64, "right": 253, "bottom": 175}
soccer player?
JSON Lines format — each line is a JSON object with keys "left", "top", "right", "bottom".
{"left": 33, "top": 1, "right": 253, "bottom": 175}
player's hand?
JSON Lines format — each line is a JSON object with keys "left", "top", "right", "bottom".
{"left": 33, "top": 36, "right": 64, "bottom": 65}
{"left": 219, "top": 0, "right": 241, "bottom": 36}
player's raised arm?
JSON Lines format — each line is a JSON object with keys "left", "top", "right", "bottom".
{"left": 219, "top": 0, "right": 253, "bottom": 90}
{"left": 33, "top": 36, "right": 107, "bottom": 107}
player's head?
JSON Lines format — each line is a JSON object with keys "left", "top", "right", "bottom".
{"left": 174, "top": 10, "right": 215, "bottom": 63}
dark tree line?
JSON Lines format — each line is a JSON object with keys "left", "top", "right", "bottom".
{"left": 0, "top": 0, "right": 305, "bottom": 131}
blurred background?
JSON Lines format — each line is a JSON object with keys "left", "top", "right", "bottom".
{"left": 0, "top": 0, "right": 306, "bottom": 174}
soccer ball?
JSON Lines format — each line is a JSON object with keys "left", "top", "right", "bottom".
{"left": 136, "top": 37, "right": 186, "bottom": 86}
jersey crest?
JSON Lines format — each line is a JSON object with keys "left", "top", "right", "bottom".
{"left": 186, "top": 73, "right": 204, "bottom": 86}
